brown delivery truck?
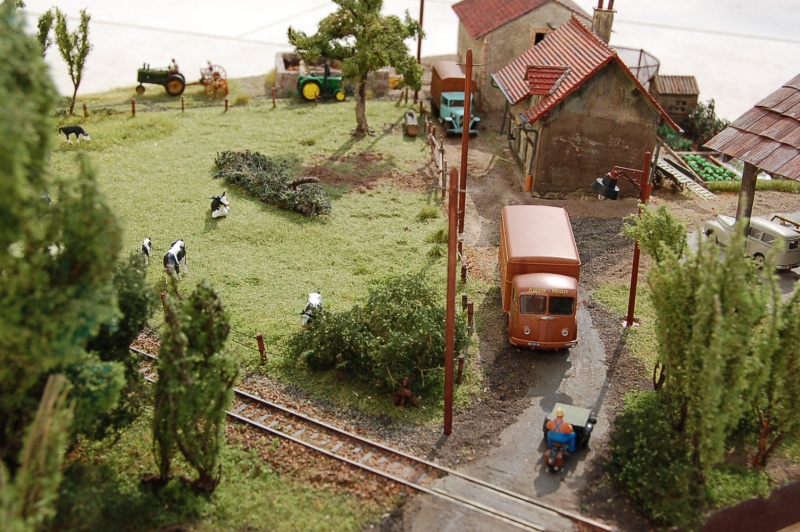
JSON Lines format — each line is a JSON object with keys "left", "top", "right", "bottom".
{"left": 499, "top": 205, "right": 581, "bottom": 350}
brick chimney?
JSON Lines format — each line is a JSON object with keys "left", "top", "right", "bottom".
{"left": 592, "top": 0, "right": 615, "bottom": 43}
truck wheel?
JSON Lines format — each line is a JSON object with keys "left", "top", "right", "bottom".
{"left": 135, "top": 84, "right": 145, "bottom": 95}
{"left": 334, "top": 89, "right": 346, "bottom": 102}
{"left": 301, "top": 81, "right": 321, "bottom": 101}
{"left": 165, "top": 74, "right": 186, "bottom": 96}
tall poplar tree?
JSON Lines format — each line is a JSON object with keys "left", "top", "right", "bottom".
{"left": 53, "top": 7, "right": 91, "bottom": 115}
{"left": 288, "top": 0, "right": 423, "bottom": 136}
{"left": 633, "top": 212, "right": 775, "bottom": 478}
{"left": 153, "top": 281, "right": 238, "bottom": 494}
{"left": 750, "top": 285, "right": 800, "bottom": 468}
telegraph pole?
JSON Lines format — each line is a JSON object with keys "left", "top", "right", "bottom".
{"left": 414, "top": 0, "right": 425, "bottom": 103}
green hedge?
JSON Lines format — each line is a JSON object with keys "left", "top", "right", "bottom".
{"left": 607, "top": 391, "right": 703, "bottom": 528}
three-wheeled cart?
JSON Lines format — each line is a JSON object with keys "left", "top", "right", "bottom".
{"left": 541, "top": 402, "right": 597, "bottom": 449}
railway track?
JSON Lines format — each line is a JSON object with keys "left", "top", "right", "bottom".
{"left": 131, "top": 346, "right": 611, "bottom": 531}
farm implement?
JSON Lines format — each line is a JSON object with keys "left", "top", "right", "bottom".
{"left": 135, "top": 62, "right": 229, "bottom": 99}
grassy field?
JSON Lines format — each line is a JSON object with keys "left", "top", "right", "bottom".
{"left": 52, "top": 90, "right": 491, "bottom": 411}
{"left": 49, "top": 91, "right": 491, "bottom": 529}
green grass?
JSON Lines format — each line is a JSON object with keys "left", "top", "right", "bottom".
{"left": 705, "top": 466, "right": 773, "bottom": 508}
{"left": 706, "top": 178, "right": 800, "bottom": 193}
{"left": 50, "top": 96, "right": 485, "bottom": 420}
{"left": 56, "top": 410, "right": 386, "bottom": 531}
{"left": 48, "top": 94, "right": 481, "bottom": 530}
{"left": 591, "top": 282, "right": 659, "bottom": 373}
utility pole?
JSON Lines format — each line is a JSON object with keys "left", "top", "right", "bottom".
{"left": 414, "top": 0, "right": 425, "bottom": 103}
{"left": 444, "top": 166, "right": 458, "bottom": 435}
{"left": 444, "top": 49, "right": 474, "bottom": 435}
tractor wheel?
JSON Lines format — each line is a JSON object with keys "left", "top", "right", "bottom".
{"left": 165, "top": 74, "right": 186, "bottom": 96}
{"left": 301, "top": 80, "right": 321, "bottom": 101}
{"left": 205, "top": 78, "right": 229, "bottom": 99}
{"left": 334, "top": 89, "right": 346, "bottom": 102}
{"left": 135, "top": 84, "right": 145, "bottom": 95}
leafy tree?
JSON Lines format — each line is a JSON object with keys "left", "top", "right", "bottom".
{"left": 153, "top": 280, "right": 238, "bottom": 494}
{"left": 622, "top": 204, "right": 687, "bottom": 266}
{"left": 83, "top": 252, "right": 158, "bottom": 441}
{"left": 647, "top": 222, "right": 769, "bottom": 477}
{"left": 286, "top": 273, "right": 468, "bottom": 395}
{"left": 35, "top": 8, "right": 54, "bottom": 57}
{"left": 53, "top": 7, "right": 92, "bottom": 116}
{"left": 288, "top": 0, "right": 423, "bottom": 136}
{"left": 750, "top": 286, "right": 800, "bottom": 468}
{"left": 1, "top": 376, "right": 74, "bottom": 531}
{"left": 1, "top": 0, "right": 125, "bottom": 488}
{"left": 682, "top": 99, "right": 730, "bottom": 146}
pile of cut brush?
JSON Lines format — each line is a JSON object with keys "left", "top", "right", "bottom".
{"left": 214, "top": 150, "right": 331, "bottom": 216}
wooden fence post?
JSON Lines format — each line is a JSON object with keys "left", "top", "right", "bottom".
{"left": 131, "top": 99, "right": 136, "bottom": 118}
{"left": 181, "top": 96, "right": 185, "bottom": 113}
{"left": 271, "top": 86, "right": 276, "bottom": 108}
{"left": 224, "top": 99, "right": 229, "bottom": 112}
{"left": 256, "top": 333, "right": 266, "bottom": 363}
{"left": 82, "top": 103, "right": 88, "bottom": 117}
{"left": 457, "top": 355, "right": 465, "bottom": 384}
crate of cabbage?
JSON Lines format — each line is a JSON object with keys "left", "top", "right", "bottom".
{"left": 681, "top": 154, "right": 739, "bottom": 182}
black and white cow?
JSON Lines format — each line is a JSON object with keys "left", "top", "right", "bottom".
{"left": 211, "top": 191, "right": 230, "bottom": 219}
{"left": 301, "top": 291, "right": 323, "bottom": 328}
{"left": 141, "top": 237, "right": 152, "bottom": 265}
{"left": 58, "top": 125, "right": 91, "bottom": 143}
{"left": 163, "top": 239, "right": 188, "bottom": 281}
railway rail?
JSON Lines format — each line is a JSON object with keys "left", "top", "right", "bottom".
{"left": 131, "top": 346, "right": 611, "bottom": 531}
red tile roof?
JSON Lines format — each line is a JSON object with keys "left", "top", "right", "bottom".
{"left": 453, "top": 0, "right": 590, "bottom": 40}
{"left": 492, "top": 16, "right": 679, "bottom": 130}
{"left": 705, "top": 74, "right": 800, "bottom": 180}
{"left": 526, "top": 65, "right": 570, "bottom": 95}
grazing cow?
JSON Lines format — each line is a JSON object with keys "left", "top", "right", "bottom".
{"left": 301, "top": 291, "right": 323, "bottom": 328}
{"left": 163, "top": 239, "right": 188, "bottom": 281}
{"left": 211, "top": 191, "right": 230, "bottom": 219}
{"left": 141, "top": 237, "right": 152, "bottom": 265}
{"left": 58, "top": 125, "right": 91, "bottom": 143}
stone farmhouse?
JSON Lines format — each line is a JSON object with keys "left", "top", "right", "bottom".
{"left": 452, "top": 0, "right": 591, "bottom": 113}
{"left": 491, "top": 13, "right": 680, "bottom": 198}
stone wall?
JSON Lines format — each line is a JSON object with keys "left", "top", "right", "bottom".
{"left": 273, "top": 53, "right": 393, "bottom": 99}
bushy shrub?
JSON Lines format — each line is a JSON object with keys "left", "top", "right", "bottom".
{"left": 607, "top": 391, "right": 703, "bottom": 528}
{"left": 286, "top": 273, "right": 467, "bottom": 395}
{"left": 681, "top": 99, "right": 730, "bottom": 146}
{"left": 705, "top": 466, "right": 772, "bottom": 508}
{"left": 214, "top": 150, "right": 331, "bottom": 216}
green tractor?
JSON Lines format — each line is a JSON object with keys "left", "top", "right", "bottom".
{"left": 136, "top": 63, "right": 186, "bottom": 96}
{"left": 297, "top": 64, "right": 346, "bottom": 102}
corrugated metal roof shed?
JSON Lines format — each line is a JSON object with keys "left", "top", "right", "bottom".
{"left": 705, "top": 73, "right": 800, "bottom": 180}
{"left": 452, "top": 0, "right": 589, "bottom": 40}
{"left": 652, "top": 75, "right": 699, "bottom": 95}
{"left": 491, "top": 16, "right": 679, "bottom": 131}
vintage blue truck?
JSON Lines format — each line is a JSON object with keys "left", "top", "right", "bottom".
{"left": 430, "top": 60, "right": 480, "bottom": 136}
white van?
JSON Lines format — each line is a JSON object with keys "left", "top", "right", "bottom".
{"left": 703, "top": 214, "right": 800, "bottom": 270}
